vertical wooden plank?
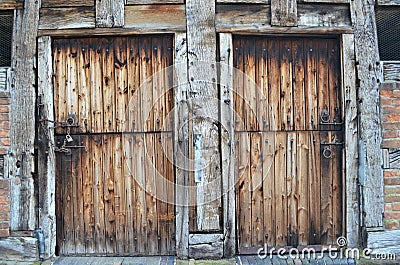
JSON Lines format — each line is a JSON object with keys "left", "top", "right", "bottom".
{"left": 127, "top": 37, "right": 141, "bottom": 132}
{"left": 78, "top": 39, "right": 91, "bottom": 134}
{"left": 256, "top": 38, "right": 269, "bottom": 131}
{"left": 250, "top": 132, "right": 263, "bottom": 246}
{"left": 268, "top": 40, "right": 280, "bottom": 131}
{"left": 317, "top": 40, "right": 329, "bottom": 127}
{"left": 102, "top": 38, "right": 116, "bottom": 133}
{"left": 103, "top": 135, "right": 116, "bottom": 253}
{"left": 123, "top": 134, "right": 135, "bottom": 254}
{"left": 262, "top": 132, "right": 275, "bottom": 247}
{"left": 174, "top": 32, "right": 189, "bottom": 258}
{"left": 55, "top": 137, "right": 65, "bottom": 254}
{"left": 243, "top": 38, "right": 257, "bottom": 131}
{"left": 233, "top": 37, "right": 245, "bottom": 132}
{"left": 342, "top": 34, "right": 359, "bottom": 246}
{"left": 292, "top": 40, "right": 305, "bottom": 131}
{"left": 114, "top": 38, "right": 128, "bottom": 133}
{"left": 328, "top": 39, "right": 341, "bottom": 124}
{"left": 73, "top": 136, "right": 85, "bottom": 253}
{"left": 331, "top": 132, "right": 343, "bottom": 244}
{"left": 286, "top": 132, "right": 297, "bottom": 246}
{"left": 304, "top": 40, "right": 318, "bottom": 130}
{"left": 274, "top": 132, "right": 287, "bottom": 246}
{"left": 164, "top": 132, "right": 176, "bottom": 254}
{"left": 309, "top": 132, "right": 321, "bottom": 245}
{"left": 320, "top": 131, "right": 333, "bottom": 244}
{"left": 90, "top": 40, "right": 104, "bottom": 133}
{"left": 280, "top": 40, "right": 293, "bottom": 131}
{"left": 144, "top": 133, "right": 158, "bottom": 254}
{"left": 63, "top": 149, "right": 75, "bottom": 253}
{"left": 53, "top": 40, "right": 67, "bottom": 135}
{"left": 92, "top": 135, "right": 106, "bottom": 253}
{"left": 66, "top": 39, "right": 79, "bottom": 132}
{"left": 134, "top": 134, "right": 147, "bottom": 254}
{"left": 114, "top": 134, "right": 125, "bottom": 253}
{"left": 297, "top": 132, "right": 309, "bottom": 245}
{"left": 152, "top": 37, "right": 163, "bottom": 132}
{"left": 155, "top": 133, "right": 167, "bottom": 255}
{"left": 271, "top": 0, "right": 298, "bottom": 26}
{"left": 237, "top": 132, "right": 251, "bottom": 249}
{"left": 140, "top": 37, "right": 154, "bottom": 132}
{"left": 95, "top": 0, "right": 124, "bottom": 27}
{"left": 82, "top": 136, "right": 95, "bottom": 254}
{"left": 219, "top": 33, "right": 236, "bottom": 257}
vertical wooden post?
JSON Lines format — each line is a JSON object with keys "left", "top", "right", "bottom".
{"left": 95, "top": 0, "right": 124, "bottom": 27}
{"left": 219, "top": 33, "right": 236, "bottom": 258}
{"left": 271, "top": 0, "right": 298, "bottom": 27}
{"left": 342, "top": 34, "right": 360, "bottom": 247}
{"left": 185, "top": 0, "right": 221, "bottom": 232}
{"left": 9, "top": 0, "right": 40, "bottom": 233}
{"left": 174, "top": 33, "right": 189, "bottom": 258}
{"left": 37, "top": 36, "right": 56, "bottom": 259}
{"left": 350, "top": 0, "right": 384, "bottom": 229}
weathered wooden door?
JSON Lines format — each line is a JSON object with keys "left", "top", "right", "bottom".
{"left": 53, "top": 36, "right": 176, "bottom": 255}
{"left": 233, "top": 36, "right": 343, "bottom": 252}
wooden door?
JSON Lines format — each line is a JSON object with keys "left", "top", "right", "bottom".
{"left": 233, "top": 36, "right": 343, "bottom": 252}
{"left": 53, "top": 36, "right": 176, "bottom": 255}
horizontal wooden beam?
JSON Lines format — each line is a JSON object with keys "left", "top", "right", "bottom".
{"left": 383, "top": 62, "right": 400, "bottom": 83}
{"left": 377, "top": 0, "right": 400, "bottom": 5}
{"left": 126, "top": 0, "right": 184, "bottom": 4}
{"left": 41, "top": 0, "right": 93, "bottom": 8}
{"left": 217, "top": 0, "right": 270, "bottom": 3}
{"left": 0, "top": 0, "right": 22, "bottom": 9}
{"left": 124, "top": 4, "right": 186, "bottom": 31}
{"left": 301, "top": 0, "right": 349, "bottom": 3}
{"left": 39, "top": 7, "right": 95, "bottom": 30}
{"left": 216, "top": 3, "right": 352, "bottom": 33}
{"left": 38, "top": 27, "right": 179, "bottom": 37}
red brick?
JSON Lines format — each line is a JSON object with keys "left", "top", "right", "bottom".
{"left": 382, "top": 122, "right": 400, "bottom": 130}
{"left": 381, "top": 98, "right": 394, "bottom": 106}
{"left": 385, "top": 195, "right": 400, "bottom": 203}
{"left": 383, "top": 129, "right": 399, "bottom": 139}
{"left": 382, "top": 114, "right": 400, "bottom": 123}
{"left": 385, "top": 203, "right": 393, "bottom": 212}
{"left": 0, "top": 139, "right": 10, "bottom": 146}
{"left": 382, "top": 139, "right": 400, "bottom": 149}
{"left": 385, "top": 211, "right": 400, "bottom": 219}
{"left": 0, "top": 228, "right": 9, "bottom": 238}
{"left": 0, "top": 222, "right": 9, "bottom": 229}
{"left": 0, "top": 130, "right": 10, "bottom": 138}
{"left": 0, "top": 148, "right": 8, "bottom": 155}
{"left": 0, "top": 98, "right": 10, "bottom": 105}
{"left": 0, "top": 204, "right": 10, "bottom": 213}
{"left": 0, "top": 114, "right": 8, "bottom": 122}
{"left": 0, "top": 106, "right": 8, "bottom": 113}
{"left": 0, "top": 179, "right": 9, "bottom": 190}
{"left": 0, "top": 213, "right": 9, "bottom": 221}
{"left": 0, "top": 121, "right": 10, "bottom": 129}
{"left": 385, "top": 177, "right": 400, "bottom": 185}
{"left": 385, "top": 186, "right": 400, "bottom": 195}
{"left": 385, "top": 219, "right": 399, "bottom": 229}
{"left": 384, "top": 169, "right": 400, "bottom": 178}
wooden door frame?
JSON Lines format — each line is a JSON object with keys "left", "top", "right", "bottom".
{"left": 217, "top": 33, "right": 360, "bottom": 252}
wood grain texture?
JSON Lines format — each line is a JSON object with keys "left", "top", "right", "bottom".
{"left": 0, "top": 0, "right": 22, "bottom": 9}
{"left": 9, "top": 0, "right": 39, "bottom": 234}
{"left": 342, "top": 34, "right": 359, "bottom": 247}
{"left": 271, "top": 0, "right": 298, "bottom": 26}
{"left": 377, "top": 0, "right": 400, "bottom": 5}
{"left": 127, "top": 0, "right": 184, "bottom": 4}
{"left": 39, "top": 7, "right": 95, "bottom": 29}
{"left": 219, "top": 33, "right": 236, "bottom": 258}
{"left": 350, "top": 0, "right": 384, "bottom": 228}
{"left": 124, "top": 5, "right": 185, "bottom": 31}
{"left": 41, "top": 0, "right": 94, "bottom": 8}
{"left": 186, "top": 0, "right": 222, "bottom": 234}
{"left": 95, "top": 0, "right": 124, "bottom": 27}
{"left": 37, "top": 36, "right": 57, "bottom": 259}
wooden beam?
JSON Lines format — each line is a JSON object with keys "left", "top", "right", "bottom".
{"left": 342, "top": 34, "right": 360, "bottom": 248}
{"left": 0, "top": 0, "right": 23, "bottom": 10}
{"left": 41, "top": 0, "right": 93, "bottom": 8}
{"left": 37, "top": 36, "right": 56, "bottom": 259}
{"left": 219, "top": 33, "right": 236, "bottom": 258}
{"left": 377, "top": 0, "right": 400, "bottom": 5}
{"left": 186, "top": 0, "right": 222, "bottom": 233}
{"left": 39, "top": 7, "right": 95, "bottom": 30}
{"left": 9, "top": 0, "right": 39, "bottom": 232}
{"left": 174, "top": 32, "right": 189, "bottom": 259}
{"left": 126, "top": 0, "right": 184, "bottom": 4}
{"left": 217, "top": 0, "right": 269, "bottom": 3}
{"left": 350, "top": 0, "right": 384, "bottom": 228}
{"left": 95, "top": 0, "right": 124, "bottom": 27}
{"left": 216, "top": 3, "right": 352, "bottom": 33}
{"left": 0, "top": 237, "right": 38, "bottom": 261}
{"left": 38, "top": 27, "right": 181, "bottom": 37}
{"left": 124, "top": 4, "right": 185, "bottom": 31}
{"left": 271, "top": 0, "right": 298, "bottom": 26}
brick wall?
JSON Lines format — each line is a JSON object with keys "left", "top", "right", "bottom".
{"left": 0, "top": 92, "right": 10, "bottom": 237}
{"left": 381, "top": 82, "right": 400, "bottom": 229}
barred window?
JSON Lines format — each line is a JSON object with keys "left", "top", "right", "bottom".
{"left": 376, "top": 6, "right": 400, "bottom": 61}
{"left": 0, "top": 12, "right": 13, "bottom": 67}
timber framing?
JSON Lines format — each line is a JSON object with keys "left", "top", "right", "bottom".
{"left": 1, "top": 0, "right": 397, "bottom": 260}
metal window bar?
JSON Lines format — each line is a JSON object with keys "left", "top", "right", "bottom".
{"left": 376, "top": 6, "right": 400, "bottom": 61}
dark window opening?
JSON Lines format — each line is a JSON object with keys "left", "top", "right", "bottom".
{"left": 376, "top": 6, "right": 400, "bottom": 61}
{"left": 0, "top": 12, "right": 13, "bottom": 67}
